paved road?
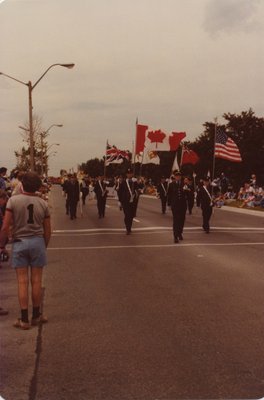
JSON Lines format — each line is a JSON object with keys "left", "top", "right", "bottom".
{"left": 1, "top": 186, "right": 264, "bottom": 400}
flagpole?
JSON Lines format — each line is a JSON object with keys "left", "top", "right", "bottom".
{"left": 180, "top": 144, "right": 184, "bottom": 168}
{"left": 212, "top": 118, "right": 217, "bottom": 179}
{"left": 104, "top": 139, "right": 108, "bottom": 177}
{"left": 139, "top": 146, "right": 145, "bottom": 177}
{"left": 133, "top": 118, "right": 137, "bottom": 175}
{"left": 211, "top": 118, "right": 218, "bottom": 192}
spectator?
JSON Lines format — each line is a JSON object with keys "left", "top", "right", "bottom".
{"left": 0, "top": 172, "right": 51, "bottom": 330}
{"left": 0, "top": 167, "right": 7, "bottom": 190}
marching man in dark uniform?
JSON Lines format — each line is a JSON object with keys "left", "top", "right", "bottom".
{"left": 196, "top": 176, "right": 214, "bottom": 233}
{"left": 183, "top": 176, "right": 195, "bottom": 215}
{"left": 157, "top": 176, "right": 168, "bottom": 214}
{"left": 167, "top": 170, "right": 188, "bottom": 243}
{"left": 119, "top": 168, "right": 141, "bottom": 235}
{"left": 94, "top": 175, "right": 108, "bottom": 218}
{"left": 64, "top": 174, "right": 80, "bottom": 220}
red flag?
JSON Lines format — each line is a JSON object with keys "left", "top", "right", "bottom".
{"left": 135, "top": 124, "right": 148, "bottom": 154}
{"left": 181, "top": 147, "right": 199, "bottom": 165}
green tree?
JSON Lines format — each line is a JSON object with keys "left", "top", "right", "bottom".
{"left": 80, "top": 158, "right": 104, "bottom": 177}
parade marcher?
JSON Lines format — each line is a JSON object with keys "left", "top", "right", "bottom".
{"left": 183, "top": 176, "right": 195, "bottom": 215}
{"left": 0, "top": 172, "right": 51, "bottom": 330}
{"left": 114, "top": 176, "right": 124, "bottom": 211}
{"left": 167, "top": 170, "right": 188, "bottom": 243}
{"left": 64, "top": 174, "right": 80, "bottom": 219}
{"left": 157, "top": 176, "right": 168, "bottom": 214}
{"left": 94, "top": 175, "right": 108, "bottom": 218}
{"left": 62, "top": 174, "right": 71, "bottom": 215}
{"left": 119, "top": 168, "right": 141, "bottom": 235}
{"left": 80, "top": 177, "right": 90, "bottom": 206}
{"left": 133, "top": 176, "right": 144, "bottom": 217}
{"left": 196, "top": 177, "right": 214, "bottom": 233}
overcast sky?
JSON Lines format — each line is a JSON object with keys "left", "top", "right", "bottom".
{"left": 1, "top": 0, "right": 263, "bottom": 176}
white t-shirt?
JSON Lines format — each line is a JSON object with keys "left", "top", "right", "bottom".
{"left": 6, "top": 193, "right": 50, "bottom": 239}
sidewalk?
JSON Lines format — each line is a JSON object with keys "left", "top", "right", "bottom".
{"left": 220, "top": 205, "right": 264, "bottom": 217}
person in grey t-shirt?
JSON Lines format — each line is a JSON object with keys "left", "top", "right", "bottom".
{"left": 0, "top": 172, "right": 51, "bottom": 330}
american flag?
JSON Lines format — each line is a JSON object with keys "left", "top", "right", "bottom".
{"left": 214, "top": 127, "right": 242, "bottom": 162}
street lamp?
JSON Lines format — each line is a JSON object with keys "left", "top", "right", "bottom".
{"left": 1, "top": 63, "right": 74, "bottom": 171}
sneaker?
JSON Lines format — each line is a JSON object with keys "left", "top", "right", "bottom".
{"left": 31, "top": 314, "right": 48, "bottom": 326}
{"left": 13, "top": 319, "right": 30, "bottom": 330}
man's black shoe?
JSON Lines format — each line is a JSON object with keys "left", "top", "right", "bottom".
{"left": 179, "top": 234, "right": 183, "bottom": 240}
{"left": 174, "top": 237, "right": 179, "bottom": 243}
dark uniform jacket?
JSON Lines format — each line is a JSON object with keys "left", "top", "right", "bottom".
{"left": 119, "top": 179, "right": 140, "bottom": 205}
{"left": 94, "top": 180, "right": 108, "bottom": 200}
{"left": 167, "top": 180, "right": 187, "bottom": 209}
{"left": 157, "top": 182, "right": 168, "bottom": 199}
{"left": 196, "top": 185, "right": 213, "bottom": 209}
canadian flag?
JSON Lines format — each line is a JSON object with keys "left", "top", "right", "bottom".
{"left": 135, "top": 123, "right": 186, "bottom": 155}
{"left": 144, "top": 130, "right": 186, "bottom": 151}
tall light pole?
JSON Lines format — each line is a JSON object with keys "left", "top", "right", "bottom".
{"left": 1, "top": 63, "right": 74, "bottom": 171}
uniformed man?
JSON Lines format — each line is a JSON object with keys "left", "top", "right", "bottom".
{"left": 119, "top": 168, "right": 141, "bottom": 235}
{"left": 196, "top": 176, "right": 213, "bottom": 233}
{"left": 167, "top": 170, "right": 188, "bottom": 243}
{"left": 94, "top": 175, "right": 108, "bottom": 218}
{"left": 183, "top": 176, "right": 195, "bottom": 215}
{"left": 157, "top": 176, "right": 168, "bottom": 214}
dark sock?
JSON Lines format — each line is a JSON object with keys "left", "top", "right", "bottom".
{"left": 21, "top": 309, "right": 29, "bottom": 323}
{"left": 32, "top": 306, "right": 40, "bottom": 319}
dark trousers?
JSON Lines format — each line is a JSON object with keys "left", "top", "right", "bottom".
{"left": 65, "top": 198, "right": 70, "bottom": 214}
{"left": 171, "top": 206, "right": 186, "bottom": 238}
{"left": 69, "top": 200, "right": 78, "bottom": 219}
{"left": 160, "top": 197, "right": 167, "bottom": 214}
{"left": 122, "top": 202, "right": 136, "bottom": 232}
{"left": 202, "top": 206, "right": 213, "bottom": 231}
{"left": 81, "top": 188, "right": 89, "bottom": 205}
{"left": 187, "top": 197, "right": 194, "bottom": 214}
{"left": 97, "top": 197, "right": 106, "bottom": 217}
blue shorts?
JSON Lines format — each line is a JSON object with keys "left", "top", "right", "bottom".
{"left": 11, "top": 237, "right": 47, "bottom": 269}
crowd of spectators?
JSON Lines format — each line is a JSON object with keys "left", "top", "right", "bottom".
{"left": 209, "top": 173, "right": 264, "bottom": 209}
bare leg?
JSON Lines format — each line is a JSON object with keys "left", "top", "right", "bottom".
{"left": 16, "top": 267, "right": 29, "bottom": 309}
{"left": 31, "top": 267, "right": 43, "bottom": 307}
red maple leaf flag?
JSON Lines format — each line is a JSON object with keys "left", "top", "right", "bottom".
{"left": 181, "top": 147, "right": 199, "bottom": 165}
{"left": 144, "top": 130, "right": 186, "bottom": 151}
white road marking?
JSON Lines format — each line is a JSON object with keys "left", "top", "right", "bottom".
{"left": 48, "top": 242, "right": 264, "bottom": 251}
{"left": 52, "top": 226, "right": 264, "bottom": 234}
